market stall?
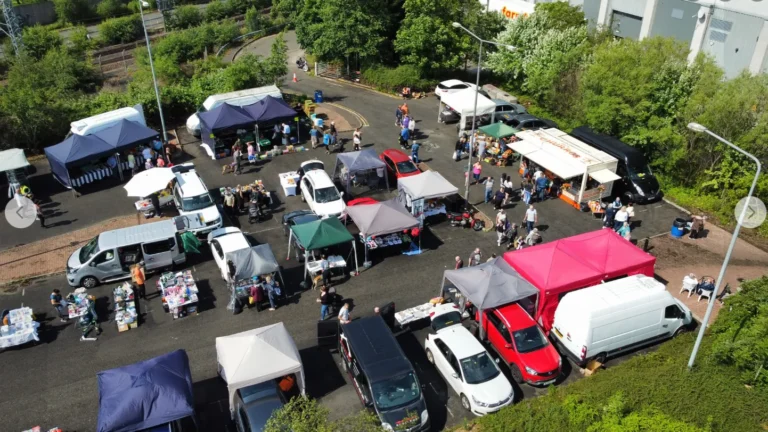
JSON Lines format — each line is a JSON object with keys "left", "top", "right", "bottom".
{"left": 438, "top": 87, "right": 496, "bottom": 131}
{"left": 216, "top": 322, "right": 306, "bottom": 417}
{"left": 287, "top": 217, "right": 359, "bottom": 282}
{"left": 508, "top": 128, "right": 621, "bottom": 210}
{"left": 345, "top": 198, "right": 420, "bottom": 262}
{"left": 397, "top": 171, "right": 459, "bottom": 225}
{"left": 503, "top": 229, "right": 656, "bottom": 330}
{"left": 244, "top": 95, "right": 299, "bottom": 147}
{"left": 113, "top": 283, "right": 138, "bottom": 332}
{"left": 95, "top": 119, "right": 161, "bottom": 178}
{"left": 224, "top": 244, "right": 285, "bottom": 312}
{"left": 478, "top": 123, "right": 518, "bottom": 166}
{"left": 279, "top": 171, "right": 300, "bottom": 196}
{"left": 157, "top": 270, "right": 199, "bottom": 319}
{"left": 199, "top": 103, "right": 255, "bottom": 159}
{"left": 0, "top": 307, "right": 39, "bottom": 349}
{"left": 124, "top": 167, "right": 176, "bottom": 217}
{"left": 332, "top": 149, "right": 390, "bottom": 194}
{"left": 0, "top": 149, "right": 31, "bottom": 202}
{"left": 97, "top": 349, "right": 195, "bottom": 432}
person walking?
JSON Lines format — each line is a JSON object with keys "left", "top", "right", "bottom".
{"left": 521, "top": 180, "right": 532, "bottom": 205}
{"left": 408, "top": 115, "right": 416, "bottom": 136}
{"left": 320, "top": 254, "right": 331, "bottom": 288}
{"left": 35, "top": 202, "right": 46, "bottom": 228}
{"left": 50, "top": 289, "right": 68, "bottom": 322}
{"left": 323, "top": 129, "right": 332, "bottom": 154}
{"left": 455, "top": 136, "right": 466, "bottom": 161}
{"left": 318, "top": 285, "right": 331, "bottom": 320}
{"left": 502, "top": 176, "right": 514, "bottom": 206}
{"left": 614, "top": 206, "right": 629, "bottom": 231}
{"left": 402, "top": 114, "right": 410, "bottom": 130}
{"left": 471, "top": 161, "right": 482, "bottom": 185}
{"left": 338, "top": 303, "right": 351, "bottom": 324}
{"left": 411, "top": 141, "right": 421, "bottom": 164}
{"left": 131, "top": 263, "right": 146, "bottom": 300}
{"left": 468, "top": 248, "right": 482, "bottom": 267}
{"left": 353, "top": 128, "right": 362, "bottom": 151}
{"left": 524, "top": 204, "right": 538, "bottom": 233}
{"left": 395, "top": 105, "right": 403, "bottom": 126}
{"left": 282, "top": 122, "right": 291, "bottom": 146}
{"left": 400, "top": 102, "right": 409, "bottom": 118}
{"left": 233, "top": 146, "right": 242, "bottom": 175}
{"left": 127, "top": 151, "right": 136, "bottom": 176}
{"left": 496, "top": 218, "right": 506, "bottom": 247}
{"left": 454, "top": 256, "right": 464, "bottom": 269}
{"left": 493, "top": 187, "right": 506, "bottom": 209}
{"left": 400, "top": 126, "right": 410, "bottom": 149}
{"left": 483, "top": 176, "right": 494, "bottom": 203}
{"left": 330, "top": 121, "right": 338, "bottom": 143}
{"left": 263, "top": 276, "right": 278, "bottom": 311}
{"left": 310, "top": 127, "right": 319, "bottom": 148}
{"left": 535, "top": 174, "right": 548, "bottom": 202}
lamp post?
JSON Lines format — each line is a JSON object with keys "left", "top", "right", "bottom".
{"left": 139, "top": 1, "right": 169, "bottom": 144}
{"left": 452, "top": 22, "right": 515, "bottom": 207}
{"left": 685, "top": 122, "right": 762, "bottom": 369}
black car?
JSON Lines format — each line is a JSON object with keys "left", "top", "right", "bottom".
{"left": 339, "top": 316, "right": 430, "bottom": 432}
{"left": 282, "top": 210, "right": 321, "bottom": 260}
{"left": 499, "top": 113, "right": 557, "bottom": 131}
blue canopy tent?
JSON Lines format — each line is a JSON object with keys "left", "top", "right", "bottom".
{"left": 44, "top": 134, "right": 115, "bottom": 188}
{"left": 97, "top": 350, "right": 195, "bottom": 432}
{"left": 198, "top": 103, "right": 255, "bottom": 148}
{"left": 243, "top": 95, "right": 297, "bottom": 123}
{"left": 94, "top": 119, "right": 160, "bottom": 152}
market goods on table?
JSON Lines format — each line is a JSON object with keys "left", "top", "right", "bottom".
{"left": 113, "top": 283, "right": 138, "bottom": 332}
{"left": 158, "top": 270, "right": 199, "bottom": 319}
{"left": 0, "top": 307, "right": 39, "bottom": 348}
{"left": 67, "top": 288, "right": 91, "bottom": 319}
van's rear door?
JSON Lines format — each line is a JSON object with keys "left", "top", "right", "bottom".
{"left": 143, "top": 238, "right": 175, "bottom": 271}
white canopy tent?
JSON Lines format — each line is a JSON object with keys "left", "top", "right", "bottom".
{"left": 0, "top": 149, "right": 31, "bottom": 200}
{"left": 438, "top": 88, "right": 496, "bottom": 131}
{"left": 397, "top": 171, "right": 459, "bottom": 226}
{"left": 216, "top": 323, "right": 305, "bottom": 415}
{"left": 508, "top": 128, "right": 620, "bottom": 207}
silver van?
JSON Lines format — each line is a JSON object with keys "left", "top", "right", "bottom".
{"left": 66, "top": 215, "right": 204, "bottom": 288}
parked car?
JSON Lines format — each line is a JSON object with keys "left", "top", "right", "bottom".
{"left": 425, "top": 304, "right": 514, "bottom": 416}
{"left": 550, "top": 275, "right": 692, "bottom": 367}
{"left": 282, "top": 210, "right": 321, "bottom": 261}
{"left": 339, "top": 316, "right": 430, "bottom": 431}
{"left": 499, "top": 113, "right": 556, "bottom": 131}
{"left": 171, "top": 164, "right": 222, "bottom": 238}
{"left": 300, "top": 169, "right": 346, "bottom": 219}
{"left": 232, "top": 380, "right": 286, "bottom": 432}
{"left": 207, "top": 227, "right": 251, "bottom": 282}
{"left": 380, "top": 149, "right": 421, "bottom": 180}
{"left": 466, "top": 302, "right": 562, "bottom": 386}
{"left": 435, "top": 80, "right": 478, "bottom": 99}
{"left": 491, "top": 99, "right": 527, "bottom": 118}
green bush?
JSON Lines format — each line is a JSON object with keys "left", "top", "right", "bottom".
{"left": 169, "top": 5, "right": 203, "bottom": 30}
{"left": 22, "top": 25, "right": 63, "bottom": 60}
{"left": 96, "top": 0, "right": 129, "bottom": 18}
{"left": 245, "top": 6, "right": 270, "bottom": 32}
{"left": 361, "top": 65, "right": 435, "bottom": 93}
{"left": 204, "top": 0, "right": 234, "bottom": 22}
{"left": 68, "top": 26, "right": 93, "bottom": 57}
{"left": 53, "top": 0, "right": 93, "bottom": 23}
{"left": 99, "top": 15, "right": 142, "bottom": 45}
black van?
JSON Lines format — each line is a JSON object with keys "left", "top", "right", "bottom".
{"left": 339, "top": 316, "right": 430, "bottom": 432}
{"left": 571, "top": 126, "right": 663, "bottom": 203}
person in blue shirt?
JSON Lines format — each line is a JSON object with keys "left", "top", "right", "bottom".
{"left": 399, "top": 127, "right": 410, "bottom": 149}
{"left": 535, "top": 175, "right": 548, "bottom": 202}
{"left": 263, "top": 276, "right": 279, "bottom": 311}
{"left": 323, "top": 130, "right": 332, "bottom": 154}
{"left": 282, "top": 123, "right": 291, "bottom": 146}
{"left": 411, "top": 141, "right": 420, "bottom": 163}
{"left": 141, "top": 145, "right": 153, "bottom": 161}
{"left": 310, "top": 127, "right": 319, "bottom": 148}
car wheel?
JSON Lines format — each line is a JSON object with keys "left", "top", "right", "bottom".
{"left": 623, "top": 192, "right": 634, "bottom": 204}
{"left": 674, "top": 326, "right": 689, "bottom": 337}
{"left": 300, "top": 194, "right": 306, "bottom": 203}
{"left": 81, "top": 276, "right": 98, "bottom": 289}
{"left": 460, "top": 394, "right": 471, "bottom": 412}
{"left": 509, "top": 364, "right": 524, "bottom": 384}
{"left": 594, "top": 352, "right": 607, "bottom": 365}
{"left": 426, "top": 349, "right": 434, "bottom": 364}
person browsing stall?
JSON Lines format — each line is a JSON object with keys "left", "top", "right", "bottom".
{"left": 338, "top": 303, "right": 351, "bottom": 324}
{"left": 51, "top": 289, "right": 68, "bottom": 322}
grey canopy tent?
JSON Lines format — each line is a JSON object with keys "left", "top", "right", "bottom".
{"left": 0, "top": 149, "right": 30, "bottom": 200}
{"left": 345, "top": 198, "right": 420, "bottom": 262}
{"left": 224, "top": 244, "right": 285, "bottom": 285}
{"left": 439, "top": 257, "right": 539, "bottom": 338}
{"left": 332, "top": 149, "right": 389, "bottom": 194}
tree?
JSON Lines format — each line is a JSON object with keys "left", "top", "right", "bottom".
{"left": 246, "top": 6, "right": 269, "bottom": 32}
{"left": 68, "top": 26, "right": 93, "bottom": 57}
{"left": 204, "top": 0, "right": 234, "bottom": 22}
{"left": 264, "top": 396, "right": 384, "bottom": 432}
{"left": 99, "top": 15, "right": 143, "bottom": 44}
{"left": 271, "top": 0, "right": 304, "bottom": 26}
{"left": 169, "top": 5, "right": 203, "bottom": 30}
{"left": 96, "top": 0, "right": 129, "bottom": 18}
{"left": 224, "top": 54, "right": 271, "bottom": 89}
{"left": 53, "top": 0, "right": 93, "bottom": 23}
{"left": 394, "top": 0, "right": 464, "bottom": 72}
{"left": 22, "top": 25, "right": 63, "bottom": 60}
{"left": 265, "top": 33, "right": 288, "bottom": 84}
{"left": 533, "top": 1, "right": 586, "bottom": 31}
{"left": 297, "top": 0, "right": 386, "bottom": 64}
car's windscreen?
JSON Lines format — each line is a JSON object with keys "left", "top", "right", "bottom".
{"left": 79, "top": 236, "right": 100, "bottom": 263}
{"left": 431, "top": 311, "right": 462, "bottom": 332}
{"left": 396, "top": 161, "right": 419, "bottom": 174}
{"left": 303, "top": 162, "right": 324, "bottom": 172}
{"left": 437, "top": 83, "right": 453, "bottom": 89}
{"left": 513, "top": 325, "right": 549, "bottom": 354}
{"left": 461, "top": 352, "right": 500, "bottom": 385}
{"left": 628, "top": 164, "right": 653, "bottom": 180}
{"left": 314, "top": 186, "right": 340, "bottom": 203}
{"left": 182, "top": 193, "right": 213, "bottom": 211}
{"left": 371, "top": 372, "right": 421, "bottom": 410}
{"left": 294, "top": 215, "right": 321, "bottom": 225}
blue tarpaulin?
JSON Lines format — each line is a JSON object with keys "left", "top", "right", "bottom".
{"left": 94, "top": 119, "right": 160, "bottom": 152}
{"left": 97, "top": 350, "right": 195, "bottom": 432}
{"left": 44, "top": 134, "right": 115, "bottom": 187}
{"left": 199, "top": 103, "right": 254, "bottom": 134}
{"left": 243, "top": 96, "right": 297, "bottom": 123}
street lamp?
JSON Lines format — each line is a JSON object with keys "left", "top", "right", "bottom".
{"left": 685, "top": 122, "right": 762, "bottom": 369}
{"left": 139, "top": 1, "right": 169, "bottom": 145}
{"left": 452, "top": 22, "right": 516, "bottom": 207}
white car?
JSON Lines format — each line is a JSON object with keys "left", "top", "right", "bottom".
{"left": 300, "top": 169, "right": 346, "bottom": 219}
{"left": 425, "top": 304, "right": 514, "bottom": 416}
{"left": 171, "top": 164, "right": 222, "bottom": 238}
{"left": 207, "top": 227, "right": 251, "bottom": 281}
{"left": 435, "top": 80, "right": 478, "bottom": 99}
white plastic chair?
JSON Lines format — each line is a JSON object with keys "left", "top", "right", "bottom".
{"left": 680, "top": 277, "right": 698, "bottom": 298}
{"left": 698, "top": 288, "right": 713, "bottom": 302}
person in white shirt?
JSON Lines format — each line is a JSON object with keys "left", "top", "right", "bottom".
{"left": 524, "top": 204, "right": 538, "bottom": 233}
{"left": 503, "top": 177, "right": 514, "bottom": 205}
{"left": 614, "top": 206, "right": 629, "bottom": 230}
{"left": 338, "top": 303, "right": 351, "bottom": 324}
{"left": 533, "top": 169, "right": 543, "bottom": 181}
{"left": 682, "top": 273, "right": 698, "bottom": 296}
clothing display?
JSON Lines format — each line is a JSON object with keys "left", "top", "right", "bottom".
{"left": 113, "top": 283, "right": 138, "bottom": 332}
{"left": 134, "top": 187, "right": 173, "bottom": 212}
{"left": 158, "top": 270, "right": 199, "bottom": 319}
{"left": 71, "top": 164, "right": 114, "bottom": 187}
{"left": 67, "top": 289, "right": 90, "bottom": 319}
{"left": 362, "top": 233, "right": 412, "bottom": 250}
{"left": 0, "top": 307, "right": 39, "bottom": 348}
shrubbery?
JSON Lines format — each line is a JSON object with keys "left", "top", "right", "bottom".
{"left": 168, "top": 5, "right": 204, "bottom": 30}
{"left": 361, "top": 65, "right": 435, "bottom": 93}
{"left": 96, "top": 0, "right": 129, "bottom": 18}
{"left": 204, "top": 0, "right": 234, "bottom": 22}
{"left": 22, "top": 26, "right": 63, "bottom": 60}
{"left": 53, "top": 0, "right": 93, "bottom": 23}
{"left": 99, "top": 15, "right": 143, "bottom": 45}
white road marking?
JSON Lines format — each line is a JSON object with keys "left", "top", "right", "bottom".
{"left": 446, "top": 407, "right": 455, "bottom": 418}
{"left": 246, "top": 226, "right": 281, "bottom": 235}
{"left": 22, "top": 288, "right": 24, "bottom": 296}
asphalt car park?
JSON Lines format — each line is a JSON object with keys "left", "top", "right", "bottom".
{"left": 0, "top": 72, "right": 686, "bottom": 431}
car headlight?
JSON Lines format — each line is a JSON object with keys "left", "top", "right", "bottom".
{"left": 633, "top": 184, "right": 645, "bottom": 196}
{"left": 421, "top": 410, "right": 429, "bottom": 425}
{"left": 381, "top": 423, "right": 394, "bottom": 431}
{"left": 472, "top": 395, "right": 489, "bottom": 408}
{"left": 525, "top": 366, "right": 538, "bottom": 376}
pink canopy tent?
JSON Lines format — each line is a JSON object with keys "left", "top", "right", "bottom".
{"left": 503, "top": 229, "right": 655, "bottom": 331}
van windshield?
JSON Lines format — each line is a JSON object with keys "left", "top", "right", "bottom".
{"left": 79, "top": 236, "right": 100, "bottom": 263}
{"left": 628, "top": 164, "right": 653, "bottom": 180}
{"left": 371, "top": 372, "right": 421, "bottom": 410}
{"left": 182, "top": 194, "right": 213, "bottom": 211}
{"left": 513, "top": 325, "right": 549, "bottom": 354}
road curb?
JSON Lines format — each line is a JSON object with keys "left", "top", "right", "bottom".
{"left": 319, "top": 76, "right": 402, "bottom": 100}
{"left": 0, "top": 270, "right": 66, "bottom": 290}
{"left": 323, "top": 102, "right": 368, "bottom": 131}
{"left": 662, "top": 197, "right": 692, "bottom": 215}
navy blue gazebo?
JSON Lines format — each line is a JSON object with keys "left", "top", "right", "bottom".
{"left": 44, "top": 134, "right": 115, "bottom": 187}
{"left": 94, "top": 119, "right": 160, "bottom": 152}
{"left": 199, "top": 103, "right": 255, "bottom": 148}
{"left": 243, "top": 95, "right": 297, "bottom": 123}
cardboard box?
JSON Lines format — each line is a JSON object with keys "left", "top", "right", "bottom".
{"left": 117, "top": 324, "right": 129, "bottom": 332}
{"left": 128, "top": 322, "right": 138, "bottom": 329}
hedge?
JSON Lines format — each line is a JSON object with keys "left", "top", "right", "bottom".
{"left": 99, "top": 15, "right": 143, "bottom": 45}
{"left": 360, "top": 65, "right": 436, "bottom": 93}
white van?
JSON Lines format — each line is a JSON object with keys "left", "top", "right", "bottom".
{"left": 550, "top": 275, "right": 692, "bottom": 366}
{"left": 70, "top": 104, "right": 146, "bottom": 136}
{"left": 171, "top": 164, "right": 222, "bottom": 238}
{"left": 186, "top": 85, "right": 283, "bottom": 137}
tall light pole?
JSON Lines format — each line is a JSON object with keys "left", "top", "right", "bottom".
{"left": 686, "top": 122, "right": 762, "bottom": 369}
{"left": 140, "top": 1, "right": 169, "bottom": 144}
{"left": 452, "top": 22, "right": 515, "bottom": 207}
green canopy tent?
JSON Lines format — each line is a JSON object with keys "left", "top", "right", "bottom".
{"left": 286, "top": 218, "right": 359, "bottom": 280}
{"left": 478, "top": 122, "right": 518, "bottom": 139}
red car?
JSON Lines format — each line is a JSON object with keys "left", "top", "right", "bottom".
{"left": 379, "top": 149, "right": 421, "bottom": 180}
{"left": 478, "top": 303, "right": 562, "bottom": 386}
